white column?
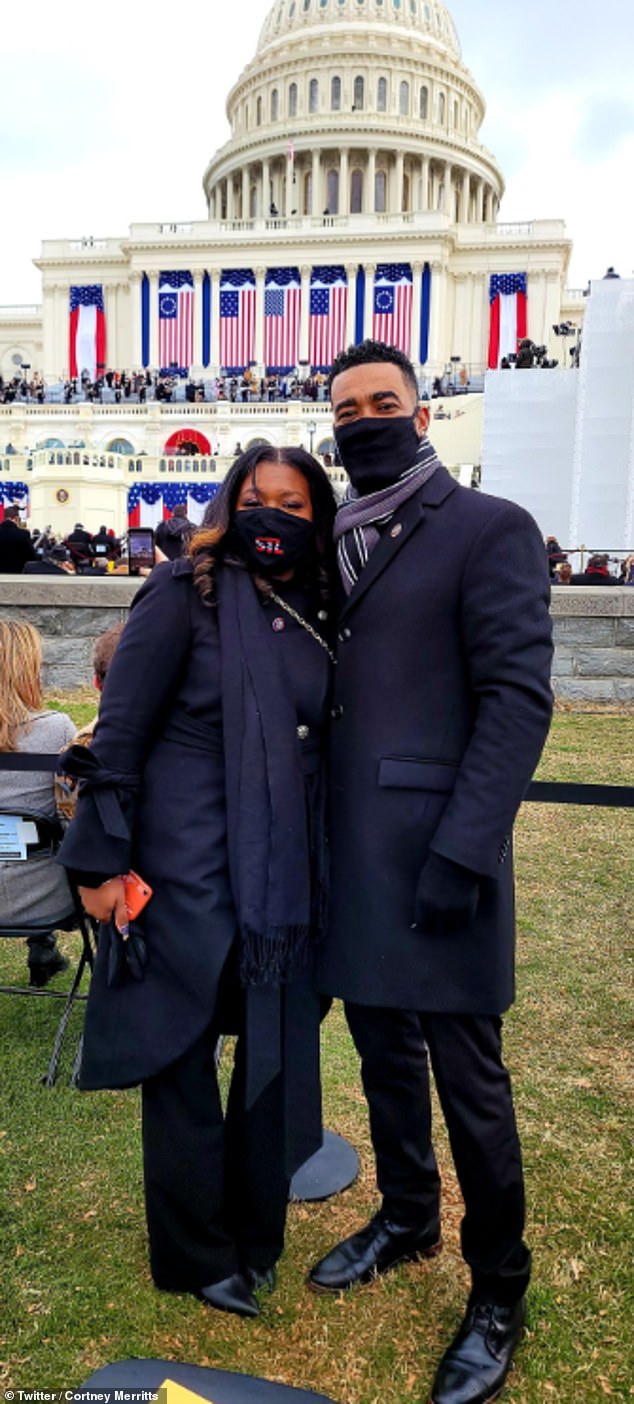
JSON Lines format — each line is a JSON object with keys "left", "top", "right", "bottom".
{"left": 461, "top": 170, "right": 470, "bottom": 223}
{"left": 130, "top": 273, "right": 142, "bottom": 369}
{"left": 420, "top": 156, "right": 429, "bottom": 211}
{"left": 261, "top": 158, "right": 270, "bottom": 215}
{"left": 193, "top": 270, "right": 203, "bottom": 366}
{"left": 285, "top": 156, "right": 294, "bottom": 217}
{"left": 227, "top": 175, "right": 235, "bottom": 221}
{"left": 394, "top": 151, "right": 404, "bottom": 214}
{"left": 411, "top": 262, "right": 423, "bottom": 365}
{"left": 339, "top": 147, "right": 349, "bottom": 215}
{"left": 149, "top": 271, "right": 159, "bottom": 368}
{"left": 365, "top": 150, "right": 376, "bottom": 213}
{"left": 363, "top": 262, "right": 376, "bottom": 340}
{"left": 476, "top": 179, "right": 484, "bottom": 223}
{"left": 346, "top": 262, "right": 357, "bottom": 345}
{"left": 242, "top": 166, "right": 250, "bottom": 220}
{"left": 210, "top": 269, "right": 221, "bottom": 369}
{"left": 311, "top": 149, "right": 320, "bottom": 215}
{"left": 255, "top": 265, "right": 266, "bottom": 369}
{"left": 443, "top": 162, "right": 453, "bottom": 216}
{"left": 484, "top": 186, "right": 494, "bottom": 223}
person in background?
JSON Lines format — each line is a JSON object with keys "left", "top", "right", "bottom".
{"left": 154, "top": 502, "right": 196, "bottom": 561}
{"left": 56, "top": 624, "right": 125, "bottom": 822}
{"left": 554, "top": 561, "right": 573, "bottom": 584}
{"left": 309, "top": 340, "right": 553, "bottom": 1404}
{"left": 57, "top": 446, "right": 337, "bottom": 1319}
{"left": 65, "top": 523, "right": 94, "bottom": 570}
{"left": 23, "top": 544, "right": 76, "bottom": 576}
{"left": 569, "top": 553, "right": 619, "bottom": 585}
{"left": 0, "top": 621, "right": 76, "bottom": 985}
{"left": 0, "top": 505, "right": 37, "bottom": 573}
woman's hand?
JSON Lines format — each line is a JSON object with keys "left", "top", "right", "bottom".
{"left": 78, "top": 877, "right": 129, "bottom": 930}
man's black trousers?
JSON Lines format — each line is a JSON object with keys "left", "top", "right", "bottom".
{"left": 344, "top": 1002, "right": 531, "bottom": 1304}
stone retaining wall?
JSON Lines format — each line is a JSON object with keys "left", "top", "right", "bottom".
{"left": 1, "top": 577, "right": 633, "bottom": 702}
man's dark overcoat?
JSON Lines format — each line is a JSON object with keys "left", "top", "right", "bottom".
{"left": 0, "top": 518, "right": 36, "bottom": 572}
{"left": 316, "top": 463, "right": 553, "bottom": 1015}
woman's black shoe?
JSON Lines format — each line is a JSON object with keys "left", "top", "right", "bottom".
{"left": 28, "top": 951, "right": 70, "bottom": 987}
{"left": 245, "top": 1265, "right": 277, "bottom": 1292}
{"left": 196, "top": 1272, "right": 260, "bottom": 1317}
{"left": 429, "top": 1296, "right": 526, "bottom": 1404}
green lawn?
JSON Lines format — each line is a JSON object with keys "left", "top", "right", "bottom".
{"left": 1, "top": 710, "right": 632, "bottom": 1402}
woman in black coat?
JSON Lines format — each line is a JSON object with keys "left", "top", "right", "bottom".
{"left": 58, "top": 446, "right": 337, "bottom": 1318}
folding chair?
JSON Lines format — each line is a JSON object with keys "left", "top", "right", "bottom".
{"left": 0, "top": 802, "right": 96, "bottom": 1087}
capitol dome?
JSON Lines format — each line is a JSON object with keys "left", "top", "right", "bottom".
{"left": 256, "top": 0, "right": 461, "bottom": 61}
{"left": 203, "top": 0, "right": 503, "bottom": 230}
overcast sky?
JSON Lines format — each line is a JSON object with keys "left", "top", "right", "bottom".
{"left": 1, "top": 0, "right": 632, "bottom": 305}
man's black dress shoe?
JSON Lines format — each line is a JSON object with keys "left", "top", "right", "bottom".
{"left": 245, "top": 1265, "right": 277, "bottom": 1292}
{"left": 308, "top": 1210, "right": 442, "bottom": 1292}
{"left": 197, "top": 1272, "right": 259, "bottom": 1318}
{"left": 429, "top": 1296, "right": 526, "bottom": 1404}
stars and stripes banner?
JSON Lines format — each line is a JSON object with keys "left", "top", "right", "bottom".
{"left": 159, "top": 272, "right": 194, "bottom": 372}
{"left": 265, "top": 267, "right": 301, "bottom": 371}
{"left": 372, "top": 265, "right": 413, "bottom": 355}
{"left": 309, "top": 266, "right": 348, "bottom": 370}
{"left": 127, "top": 482, "right": 220, "bottom": 528}
{"left": 488, "top": 273, "right": 528, "bottom": 369}
{"left": 0, "top": 482, "right": 29, "bottom": 522}
{"left": 219, "top": 269, "right": 256, "bottom": 372}
{"left": 69, "top": 285, "right": 106, "bottom": 381}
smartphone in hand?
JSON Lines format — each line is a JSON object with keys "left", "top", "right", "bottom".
{"left": 122, "top": 870, "right": 153, "bottom": 920}
{"left": 127, "top": 527, "right": 155, "bottom": 575}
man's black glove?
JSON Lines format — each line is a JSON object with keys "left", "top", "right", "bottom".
{"left": 414, "top": 851, "right": 480, "bottom": 934}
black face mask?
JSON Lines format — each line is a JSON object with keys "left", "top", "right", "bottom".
{"left": 335, "top": 414, "right": 421, "bottom": 493}
{"left": 233, "top": 507, "right": 316, "bottom": 575}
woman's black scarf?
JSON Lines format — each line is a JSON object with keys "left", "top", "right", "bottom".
{"left": 217, "top": 564, "right": 315, "bottom": 988}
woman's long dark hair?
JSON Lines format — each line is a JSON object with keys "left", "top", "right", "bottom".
{"left": 191, "top": 444, "right": 337, "bottom": 608}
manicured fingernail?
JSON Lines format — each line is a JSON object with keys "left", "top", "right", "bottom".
{"left": 118, "top": 923, "right": 129, "bottom": 936}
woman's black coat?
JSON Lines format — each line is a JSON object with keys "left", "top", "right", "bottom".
{"left": 58, "top": 558, "right": 329, "bottom": 1091}
{"left": 317, "top": 465, "right": 554, "bottom": 1015}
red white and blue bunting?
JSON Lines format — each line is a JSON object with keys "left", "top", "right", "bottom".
{"left": 0, "top": 482, "right": 29, "bottom": 521}
{"left": 127, "top": 481, "right": 220, "bottom": 528}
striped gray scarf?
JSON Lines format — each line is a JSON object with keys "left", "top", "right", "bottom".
{"left": 334, "top": 436, "right": 441, "bottom": 594}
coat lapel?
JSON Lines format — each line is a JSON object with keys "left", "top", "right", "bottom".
{"left": 338, "top": 463, "right": 457, "bottom": 622}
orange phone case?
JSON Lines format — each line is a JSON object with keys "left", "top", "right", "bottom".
{"left": 122, "top": 869, "right": 153, "bottom": 920}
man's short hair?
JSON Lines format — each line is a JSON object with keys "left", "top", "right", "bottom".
{"left": 93, "top": 623, "right": 125, "bottom": 685}
{"left": 328, "top": 339, "right": 419, "bottom": 399}
{"left": 5, "top": 504, "right": 21, "bottom": 520}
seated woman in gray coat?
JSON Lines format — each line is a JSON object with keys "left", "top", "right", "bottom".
{"left": 0, "top": 620, "right": 75, "bottom": 984}
{"left": 58, "top": 446, "right": 337, "bottom": 1318}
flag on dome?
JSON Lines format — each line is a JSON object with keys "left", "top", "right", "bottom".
{"left": 309, "top": 267, "right": 348, "bottom": 370}
{"left": 264, "top": 268, "right": 301, "bottom": 371}
{"left": 69, "top": 286, "right": 106, "bottom": 381}
{"left": 158, "top": 272, "right": 194, "bottom": 372}
{"left": 219, "top": 270, "right": 256, "bottom": 372}
{"left": 372, "top": 265, "right": 413, "bottom": 355}
{"left": 488, "top": 273, "right": 528, "bottom": 369}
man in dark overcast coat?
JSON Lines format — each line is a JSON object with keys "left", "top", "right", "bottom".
{"left": 0, "top": 503, "right": 36, "bottom": 572}
{"left": 310, "top": 341, "right": 553, "bottom": 1404}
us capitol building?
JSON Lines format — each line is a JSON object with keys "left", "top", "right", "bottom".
{"left": 0, "top": 0, "right": 584, "bottom": 533}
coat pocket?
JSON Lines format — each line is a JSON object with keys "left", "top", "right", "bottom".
{"left": 378, "top": 757, "right": 459, "bottom": 793}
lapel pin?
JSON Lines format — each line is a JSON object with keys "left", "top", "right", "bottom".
{"left": 390, "top": 522, "right": 403, "bottom": 538}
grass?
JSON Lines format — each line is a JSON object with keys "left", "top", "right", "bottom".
{"left": 0, "top": 706, "right": 632, "bottom": 1402}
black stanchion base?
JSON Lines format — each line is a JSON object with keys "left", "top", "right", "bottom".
{"left": 289, "top": 1129, "right": 359, "bottom": 1202}
{"left": 76, "top": 1358, "right": 338, "bottom": 1404}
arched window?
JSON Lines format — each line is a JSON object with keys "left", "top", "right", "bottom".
{"left": 403, "top": 172, "right": 410, "bottom": 211}
{"left": 419, "top": 84, "right": 428, "bottom": 118}
{"left": 327, "top": 168, "right": 339, "bottom": 214}
{"left": 289, "top": 82, "right": 298, "bottom": 115}
{"left": 399, "top": 80, "right": 409, "bottom": 115}
{"left": 375, "top": 169, "right": 387, "bottom": 212}
{"left": 377, "top": 76, "right": 387, "bottom": 111}
{"left": 350, "top": 168, "right": 363, "bottom": 212}
{"left": 271, "top": 88, "right": 278, "bottom": 121}
{"left": 331, "top": 75, "right": 341, "bottom": 110}
{"left": 256, "top": 95, "right": 262, "bottom": 125}
{"left": 250, "top": 184, "right": 257, "bottom": 217}
{"left": 453, "top": 99, "right": 459, "bottom": 127}
{"left": 438, "top": 91, "right": 445, "bottom": 123}
{"left": 304, "top": 170, "right": 313, "bottom": 214}
{"left": 353, "top": 75, "right": 364, "bottom": 110}
{"left": 309, "top": 77, "right": 319, "bottom": 113}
